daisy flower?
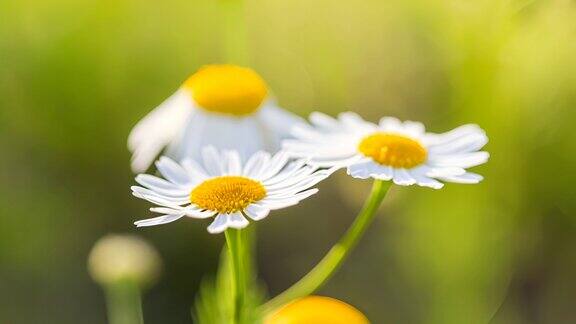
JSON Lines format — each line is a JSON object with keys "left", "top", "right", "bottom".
{"left": 131, "top": 148, "right": 333, "bottom": 234}
{"left": 283, "top": 112, "right": 489, "bottom": 189}
{"left": 128, "top": 64, "right": 303, "bottom": 172}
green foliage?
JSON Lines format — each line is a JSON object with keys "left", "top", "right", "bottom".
{"left": 193, "top": 249, "right": 264, "bottom": 324}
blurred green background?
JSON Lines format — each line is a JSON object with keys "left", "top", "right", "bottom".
{"left": 1, "top": 0, "right": 576, "bottom": 323}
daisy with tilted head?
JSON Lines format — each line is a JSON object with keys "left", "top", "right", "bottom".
{"left": 262, "top": 112, "right": 490, "bottom": 312}
{"left": 283, "top": 112, "right": 489, "bottom": 189}
{"left": 131, "top": 147, "right": 333, "bottom": 234}
{"left": 128, "top": 64, "right": 303, "bottom": 172}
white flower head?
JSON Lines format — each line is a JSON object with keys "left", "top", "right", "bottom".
{"left": 128, "top": 64, "right": 304, "bottom": 173}
{"left": 131, "top": 148, "right": 334, "bottom": 234}
{"left": 283, "top": 112, "right": 489, "bottom": 189}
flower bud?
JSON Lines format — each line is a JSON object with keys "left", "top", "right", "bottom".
{"left": 88, "top": 234, "right": 161, "bottom": 288}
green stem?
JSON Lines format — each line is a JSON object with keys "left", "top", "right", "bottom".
{"left": 261, "top": 180, "right": 392, "bottom": 313}
{"left": 226, "top": 228, "right": 248, "bottom": 323}
{"left": 105, "top": 280, "right": 144, "bottom": 324}
{"left": 243, "top": 224, "right": 257, "bottom": 288}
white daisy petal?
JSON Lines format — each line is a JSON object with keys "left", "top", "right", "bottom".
{"left": 132, "top": 191, "right": 178, "bottom": 209}
{"left": 226, "top": 212, "right": 250, "bottom": 229}
{"left": 133, "top": 194, "right": 187, "bottom": 210}
{"left": 156, "top": 157, "right": 191, "bottom": 185}
{"left": 286, "top": 148, "right": 358, "bottom": 167}
{"left": 135, "top": 213, "right": 185, "bottom": 227}
{"left": 264, "top": 166, "right": 317, "bottom": 190}
{"left": 347, "top": 160, "right": 393, "bottom": 180}
{"left": 207, "top": 214, "right": 229, "bottom": 234}
{"left": 305, "top": 145, "right": 360, "bottom": 161}
{"left": 257, "top": 151, "right": 290, "bottom": 181}
{"left": 262, "top": 160, "right": 308, "bottom": 186}
{"left": 339, "top": 112, "right": 371, "bottom": 131}
{"left": 150, "top": 206, "right": 183, "bottom": 214}
{"left": 374, "top": 165, "right": 394, "bottom": 181}
{"left": 263, "top": 188, "right": 319, "bottom": 202}
{"left": 305, "top": 155, "right": 363, "bottom": 169}
{"left": 289, "top": 124, "right": 325, "bottom": 142}
{"left": 438, "top": 172, "right": 484, "bottom": 184}
{"left": 152, "top": 206, "right": 214, "bottom": 219}
{"left": 181, "top": 158, "right": 209, "bottom": 179}
{"left": 378, "top": 116, "right": 403, "bottom": 132}
{"left": 402, "top": 120, "right": 426, "bottom": 137}
{"left": 130, "top": 144, "right": 166, "bottom": 175}
{"left": 414, "top": 165, "right": 466, "bottom": 178}
{"left": 259, "top": 199, "right": 300, "bottom": 210}
{"left": 202, "top": 146, "right": 225, "bottom": 176}
{"left": 266, "top": 168, "right": 335, "bottom": 194}
{"left": 424, "top": 124, "right": 484, "bottom": 146}
{"left": 128, "top": 90, "right": 193, "bottom": 173}
{"left": 135, "top": 174, "right": 188, "bottom": 194}
{"left": 131, "top": 186, "right": 189, "bottom": 203}
{"left": 428, "top": 131, "right": 488, "bottom": 155}
{"left": 257, "top": 103, "right": 305, "bottom": 138}
{"left": 224, "top": 150, "right": 242, "bottom": 175}
{"left": 260, "top": 188, "right": 320, "bottom": 210}
{"left": 429, "top": 151, "right": 490, "bottom": 168}
{"left": 309, "top": 112, "right": 341, "bottom": 130}
{"left": 245, "top": 204, "right": 270, "bottom": 221}
{"left": 243, "top": 151, "right": 271, "bottom": 178}
{"left": 347, "top": 160, "right": 377, "bottom": 179}
{"left": 184, "top": 208, "right": 216, "bottom": 219}
{"left": 392, "top": 169, "right": 417, "bottom": 186}
{"left": 131, "top": 185, "right": 188, "bottom": 200}
{"left": 181, "top": 113, "right": 266, "bottom": 161}
{"left": 163, "top": 108, "right": 206, "bottom": 163}
{"left": 409, "top": 169, "right": 444, "bottom": 189}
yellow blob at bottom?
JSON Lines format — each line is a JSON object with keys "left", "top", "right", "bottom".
{"left": 183, "top": 64, "right": 268, "bottom": 116}
{"left": 265, "top": 296, "right": 370, "bottom": 324}
{"left": 190, "top": 176, "right": 266, "bottom": 214}
{"left": 358, "top": 132, "right": 427, "bottom": 168}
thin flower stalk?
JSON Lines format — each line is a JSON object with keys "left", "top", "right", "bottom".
{"left": 262, "top": 180, "right": 392, "bottom": 313}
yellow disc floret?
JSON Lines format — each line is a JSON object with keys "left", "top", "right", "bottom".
{"left": 190, "top": 176, "right": 266, "bottom": 214}
{"left": 183, "top": 64, "right": 268, "bottom": 116}
{"left": 358, "top": 133, "right": 427, "bottom": 168}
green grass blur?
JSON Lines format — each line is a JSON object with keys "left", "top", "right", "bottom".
{"left": 1, "top": 0, "right": 576, "bottom": 323}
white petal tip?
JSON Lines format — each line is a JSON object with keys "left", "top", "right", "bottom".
{"left": 425, "top": 183, "right": 445, "bottom": 190}
{"left": 392, "top": 181, "right": 416, "bottom": 186}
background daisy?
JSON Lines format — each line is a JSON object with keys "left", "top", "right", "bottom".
{"left": 131, "top": 148, "right": 333, "bottom": 234}
{"left": 283, "top": 112, "right": 489, "bottom": 189}
{"left": 128, "top": 64, "right": 303, "bottom": 172}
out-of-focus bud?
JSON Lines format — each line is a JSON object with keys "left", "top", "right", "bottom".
{"left": 265, "top": 295, "right": 370, "bottom": 324}
{"left": 88, "top": 234, "right": 162, "bottom": 288}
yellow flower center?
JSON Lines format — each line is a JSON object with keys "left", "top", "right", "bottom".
{"left": 183, "top": 64, "right": 268, "bottom": 116}
{"left": 265, "top": 296, "right": 369, "bottom": 324}
{"left": 358, "top": 132, "right": 427, "bottom": 168}
{"left": 190, "top": 176, "right": 266, "bottom": 214}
